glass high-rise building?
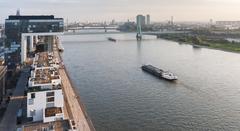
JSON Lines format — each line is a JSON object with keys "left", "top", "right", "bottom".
{"left": 5, "top": 15, "right": 64, "bottom": 47}
{"left": 4, "top": 15, "right": 64, "bottom": 71}
{"left": 146, "top": 14, "right": 150, "bottom": 25}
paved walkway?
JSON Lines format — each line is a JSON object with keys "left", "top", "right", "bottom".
{"left": 60, "top": 70, "right": 91, "bottom": 131}
{"left": 53, "top": 43, "right": 93, "bottom": 131}
{"left": 0, "top": 68, "right": 29, "bottom": 131}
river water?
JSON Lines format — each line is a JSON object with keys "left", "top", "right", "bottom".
{"left": 61, "top": 33, "right": 240, "bottom": 131}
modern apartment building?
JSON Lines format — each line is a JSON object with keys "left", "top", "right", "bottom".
{"left": 27, "top": 52, "right": 64, "bottom": 123}
{"left": 4, "top": 15, "right": 64, "bottom": 69}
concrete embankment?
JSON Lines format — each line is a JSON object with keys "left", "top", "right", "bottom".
{"left": 53, "top": 42, "right": 95, "bottom": 131}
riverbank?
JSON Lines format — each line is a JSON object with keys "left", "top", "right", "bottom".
{"left": 53, "top": 41, "right": 95, "bottom": 131}
{"left": 158, "top": 34, "right": 240, "bottom": 53}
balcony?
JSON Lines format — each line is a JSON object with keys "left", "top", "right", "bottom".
{"left": 27, "top": 84, "right": 61, "bottom": 92}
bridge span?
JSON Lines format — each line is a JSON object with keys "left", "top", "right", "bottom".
{"left": 63, "top": 31, "right": 190, "bottom": 36}
{"left": 66, "top": 26, "right": 118, "bottom": 33}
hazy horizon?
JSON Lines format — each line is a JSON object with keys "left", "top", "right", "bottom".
{"left": 1, "top": 0, "right": 240, "bottom": 23}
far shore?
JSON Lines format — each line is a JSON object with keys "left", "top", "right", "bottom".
{"left": 158, "top": 34, "right": 240, "bottom": 54}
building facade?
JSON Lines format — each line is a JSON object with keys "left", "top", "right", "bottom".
{"left": 0, "top": 24, "right": 3, "bottom": 38}
{"left": 5, "top": 15, "right": 64, "bottom": 47}
{"left": 146, "top": 14, "right": 150, "bottom": 25}
{"left": 4, "top": 15, "right": 64, "bottom": 68}
{"left": 216, "top": 21, "right": 240, "bottom": 29}
{"left": 27, "top": 87, "right": 64, "bottom": 122}
{"left": 27, "top": 52, "right": 64, "bottom": 123}
{"left": 216, "top": 21, "right": 240, "bottom": 26}
{"left": 0, "top": 66, "right": 7, "bottom": 102}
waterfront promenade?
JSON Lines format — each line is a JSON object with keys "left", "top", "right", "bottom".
{"left": 53, "top": 42, "right": 95, "bottom": 131}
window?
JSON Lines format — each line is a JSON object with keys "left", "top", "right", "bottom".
{"left": 28, "top": 99, "right": 34, "bottom": 105}
{"left": 30, "top": 109, "right": 36, "bottom": 116}
{"left": 46, "top": 92, "right": 54, "bottom": 97}
{"left": 47, "top": 97, "right": 54, "bottom": 102}
{"left": 31, "top": 93, "right": 35, "bottom": 99}
{"left": 46, "top": 103, "right": 54, "bottom": 108}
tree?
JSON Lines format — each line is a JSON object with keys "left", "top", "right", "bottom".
{"left": 192, "top": 36, "right": 202, "bottom": 45}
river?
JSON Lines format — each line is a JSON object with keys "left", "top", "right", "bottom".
{"left": 61, "top": 33, "right": 240, "bottom": 131}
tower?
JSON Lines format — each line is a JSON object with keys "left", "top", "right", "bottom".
{"left": 136, "top": 15, "right": 145, "bottom": 27}
{"left": 146, "top": 14, "right": 150, "bottom": 25}
{"left": 171, "top": 16, "right": 174, "bottom": 25}
{"left": 136, "top": 15, "right": 143, "bottom": 40}
{"left": 16, "top": 9, "right": 20, "bottom": 16}
{"left": 210, "top": 19, "right": 213, "bottom": 25}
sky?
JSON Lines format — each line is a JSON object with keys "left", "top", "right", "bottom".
{"left": 1, "top": 0, "right": 240, "bottom": 23}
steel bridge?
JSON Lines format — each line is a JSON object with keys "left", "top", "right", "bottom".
{"left": 63, "top": 31, "right": 189, "bottom": 36}
{"left": 66, "top": 26, "right": 118, "bottom": 32}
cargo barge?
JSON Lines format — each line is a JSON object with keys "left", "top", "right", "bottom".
{"left": 107, "top": 37, "right": 117, "bottom": 42}
{"left": 141, "top": 65, "right": 178, "bottom": 81}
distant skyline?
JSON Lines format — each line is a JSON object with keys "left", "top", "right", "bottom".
{"left": 1, "top": 0, "right": 240, "bottom": 23}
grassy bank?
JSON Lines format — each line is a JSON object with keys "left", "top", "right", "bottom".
{"left": 158, "top": 34, "right": 240, "bottom": 53}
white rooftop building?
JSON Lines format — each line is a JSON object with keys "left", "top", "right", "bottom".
{"left": 27, "top": 52, "right": 64, "bottom": 123}
{"left": 27, "top": 85, "right": 64, "bottom": 122}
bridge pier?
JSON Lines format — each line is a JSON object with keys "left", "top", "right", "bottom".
{"left": 136, "top": 33, "right": 142, "bottom": 41}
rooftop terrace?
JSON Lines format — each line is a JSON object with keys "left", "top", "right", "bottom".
{"left": 29, "top": 52, "right": 61, "bottom": 86}
{"left": 33, "top": 52, "right": 57, "bottom": 68}
{"left": 22, "top": 120, "right": 70, "bottom": 131}
{"left": 29, "top": 68, "right": 60, "bottom": 85}
{"left": 45, "top": 107, "right": 63, "bottom": 117}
